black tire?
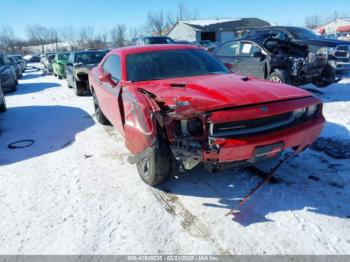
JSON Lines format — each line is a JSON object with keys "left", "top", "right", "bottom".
{"left": 0, "top": 97, "right": 6, "bottom": 112}
{"left": 313, "top": 65, "right": 337, "bottom": 88}
{"left": 58, "top": 75, "right": 62, "bottom": 80}
{"left": 11, "top": 82, "right": 17, "bottom": 92}
{"left": 136, "top": 136, "right": 172, "bottom": 186}
{"left": 93, "top": 91, "right": 110, "bottom": 125}
{"left": 268, "top": 71, "right": 290, "bottom": 84}
{"left": 73, "top": 79, "right": 84, "bottom": 96}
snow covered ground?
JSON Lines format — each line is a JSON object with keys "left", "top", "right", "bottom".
{"left": 0, "top": 71, "right": 349, "bottom": 255}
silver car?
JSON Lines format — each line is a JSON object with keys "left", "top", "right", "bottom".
{"left": 0, "top": 54, "right": 17, "bottom": 92}
{"left": 0, "top": 82, "right": 6, "bottom": 112}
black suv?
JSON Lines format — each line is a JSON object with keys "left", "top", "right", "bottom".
{"left": 245, "top": 26, "right": 350, "bottom": 74}
{"left": 214, "top": 35, "right": 339, "bottom": 87}
{"left": 66, "top": 50, "right": 108, "bottom": 96}
{"left": 133, "top": 36, "right": 175, "bottom": 45}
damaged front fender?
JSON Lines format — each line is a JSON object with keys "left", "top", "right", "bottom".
{"left": 122, "top": 87, "right": 158, "bottom": 155}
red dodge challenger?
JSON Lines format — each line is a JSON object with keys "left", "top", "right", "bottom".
{"left": 89, "top": 44, "right": 325, "bottom": 186}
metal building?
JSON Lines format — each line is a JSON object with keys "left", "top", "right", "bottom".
{"left": 167, "top": 18, "right": 271, "bottom": 43}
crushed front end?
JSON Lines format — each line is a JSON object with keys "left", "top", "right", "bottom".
{"left": 164, "top": 96, "right": 325, "bottom": 172}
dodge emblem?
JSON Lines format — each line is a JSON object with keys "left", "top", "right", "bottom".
{"left": 261, "top": 106, "right": 268, "bottom": 112}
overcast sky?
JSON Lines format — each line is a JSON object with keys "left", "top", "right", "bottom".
{"left": 0, "top": 0, "right": 349, "bottom": 38}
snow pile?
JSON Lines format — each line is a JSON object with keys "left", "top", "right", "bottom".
{"left": 0, "top": 71, "right": 349, "bottom": 254}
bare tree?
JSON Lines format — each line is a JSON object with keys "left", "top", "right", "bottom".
{"left": 128, "top": 26, "right": 146, "bottom": 41}
{"left": 166, "top": 3, "right": 199, "bottom": 28}
{"left": 146, "top": 3, "right": 199, "bottom": 36}
{"left": 110, "top": 24, "right": 127, "bottom": 47}
{"left": 146, "top": 10, "right": 167, "bottom": 36}
{"left": 78, "top": 26, "right": 95, "bottom": 49}
{"left": 304, "top": 15, "right": 322, "bottom": 29}
{"left": 60, "top": 26, "right": 77, "bottom": 51}
{"left": 0, "top": 26, "right": 18, "bottom": 53}
{"left": 25, "top": 24, "right": 55, "bottom": 53}
{"left": 94, "top": 30, "right": 109, "bottom": 49}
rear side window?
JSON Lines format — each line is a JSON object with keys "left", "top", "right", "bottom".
{"left": 238, "top": 42, "right": 262, "bottom": 56}
{"left": 103, "top": 55, "right": 122, "bottom": 81}
{"left": 217, "top": 42, "right": 238, "bottom": 56}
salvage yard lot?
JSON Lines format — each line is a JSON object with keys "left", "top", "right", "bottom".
{"left": 0, "top": 70, "right": 349, "bottom": 254}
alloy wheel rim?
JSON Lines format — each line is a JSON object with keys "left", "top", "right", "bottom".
{"left": 270, "top": 76, "right": 282, "bottom": 83}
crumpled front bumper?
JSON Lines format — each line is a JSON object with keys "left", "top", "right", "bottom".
{"left": 203, "top": 116, "right": 325, "bottom": 164}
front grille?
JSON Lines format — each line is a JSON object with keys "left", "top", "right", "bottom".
{"left": 334, "top": 46, "right": 350, "bottom": 58}
{"left": 210, "top": 112, "right": 294, "bottom": 137}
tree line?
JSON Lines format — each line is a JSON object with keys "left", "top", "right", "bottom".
{"left": 0, "top": 3, "right": 198, "bottom": 54}
{"left": 304, "top": 11, "right": 349, "bottom": 29}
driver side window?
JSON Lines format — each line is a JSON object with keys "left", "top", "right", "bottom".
{"left": 102, "top": 55, "right": 121, "bottom": 82}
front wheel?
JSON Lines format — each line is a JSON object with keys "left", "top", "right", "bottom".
{"left": 136, "top": 137, "right": 172, "bottom": 186}
{"left": 93, "top": 91, "right": 110, "bottom": 125}
{"left": 268, "top": 71, "right": 290, "bottom": 84}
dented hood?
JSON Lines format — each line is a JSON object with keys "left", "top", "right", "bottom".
{"left": 134, "top": 74, "right": 312, "bottom": 114}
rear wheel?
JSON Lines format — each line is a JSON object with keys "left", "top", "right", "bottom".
{"left": 0, "top": 96, "right": 6, "bottom": 112}
{"left": 93, "top": 91, "right": 110, "bottom": 125}
{"left": 74, "top": 79, "right": 84, "bottom": 96}
{"left": 136, "top": 136, "right": 172, "bottom": 186}
{"left": 268, "top": 71, "right": 290, "bottom": 84}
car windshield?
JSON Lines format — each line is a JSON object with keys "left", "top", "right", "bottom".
{"left": 288, "top": 27, "right": 320, "bottom": 40}
{"left": 47, "top": 54, "right": 55, "bottom": 62}
{"left": 57, "top": 53, "right": 70, "bottom": 61}
{"left": 75, "top": 51, "right": 106, "bottom": 65}
{"left": 145, "top": 37, "right": 174, "bottom": 44}
{"left": 126, "top": 49, "right": 229, "bottom": 82}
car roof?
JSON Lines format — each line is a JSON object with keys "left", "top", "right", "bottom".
{"left": 253, "top": 26, "right": 308, "bottom": 31}
{"left": 71, "top": 50, "right": 107, "bottom": 54}
{"left": 109, "top": 44, "right": 201, "bottom": 56}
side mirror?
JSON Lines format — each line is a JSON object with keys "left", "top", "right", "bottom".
{"left": 99, "top": 72, "right": 118, "bottom": 86}
{"left": 99, "top": 72, "right": 112, "bottom": 82}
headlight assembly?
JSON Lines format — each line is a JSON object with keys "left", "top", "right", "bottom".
{"left": 294, "top": 104, "right": 320, "bottom": 121}
{"left": 294, "top": 107, "right": 307, "bottom": 120}
{"left": 180, "top": 118, "right": 203, "bottom": 136}
{"left": 305, "top": 104, "right": 320, "bottom": 119}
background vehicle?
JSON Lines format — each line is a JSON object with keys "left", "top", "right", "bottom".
{"left": 24, "top": 55, "right": 43, "bottom": 70}
{"left": 0, "top": 54, "right": 17, "bottom": 92}
{"left": 66, "top": 50, "right": 107, "bottom": 96}
{"left": 42, "top": 52, "right": 56, "bottom": 74}
{"left": 214, "top": 36, "right": 338, "bottom": 87}
{"left": 89, "top": 44, "right": 324, "bottom": 186}
{"left": 52, "top": 52, "right": 70, "bottom": 79}
{"left": 8, "top": 54, "right": 26, "bottom": 71}
{"left": 198, "top": 40, "right": 217, "bottom": 51}
{"left": 133, "top": 36, "right": 175, "bottom": 45}
{"left": 7, "top": 56, "right": 22, "bottom": 79}
{"left": 0, "top": 82, "right": 6, "bottom": 112}
{"left": 246, "top": 26, "right": 350, "bottom": 73}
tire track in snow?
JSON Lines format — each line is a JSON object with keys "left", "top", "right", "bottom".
{"left": 102, "top": 125, "right": 230, "bottom": 255}
{"left": 150, "top": 188, "right": 230, "bottom": 255}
